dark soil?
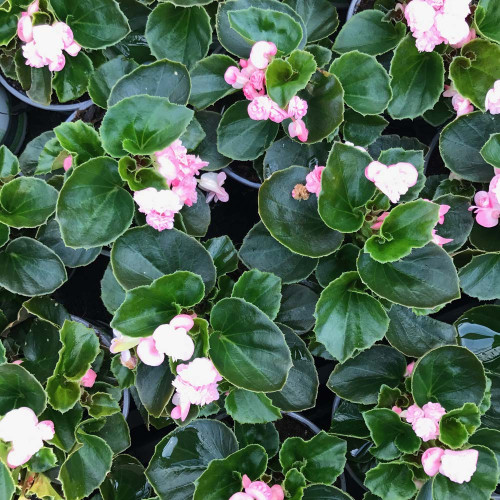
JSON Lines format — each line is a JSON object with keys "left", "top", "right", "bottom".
{"left": 72, "top": 104, "right": 105, "bottom": 128}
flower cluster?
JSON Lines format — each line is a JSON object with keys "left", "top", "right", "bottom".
{"left": 17, "top": 1, "right": 81, "bottom": 72}
{"left": 0, "top": 407, "right": 55, "bottom": 468}
{"left": 422, "top": 447, "right": 479, "bottom": 484}
{"left": 404, "top": 0, "right": 474, "bottom": 52}
{"left": 365, "top": 161, "right": 419, "bottom": 203}
{"left": 224, "top": 41, "right": 310, "bottom": 142}
{"left": 229, "top": 474, "right": 284, "bottom": 500}
{"left": 133, "top": 140, "right": 228, "bottom": 232}
{"left": 171, "top": 357, "right": 222, "bottom": 421}
{"left": 443, "top": 84, "right": 474, "bottom": 117}
{"left": 469, "top": 168, "right": 500, "bottom": 228}
{"left": 485, "top": 80, "right": 500, "bottom": 115}
{"left": 403, "top": 401, "right": 446, "bottom": 441}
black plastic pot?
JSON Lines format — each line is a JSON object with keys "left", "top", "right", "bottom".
{"left": 0, "top": 85, "right": 27, "bottom": 154}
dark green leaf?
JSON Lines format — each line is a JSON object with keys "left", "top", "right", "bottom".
{"left": 276, "top": 283, "right": 318, "bottom": 334}
{"left": 458, "top": 253, "right": 500, "bottom": 300}
{"left": 53, "top": 52, "right": 93, "bottom": 103}
{"left": 225, "top": 389, "right": 281, "bottom": 423}
{"left": 365, "top": 462, "right": 417, "bottom": 500}
{"left": 53, "top": 120, "right": 104, "bottom": 164}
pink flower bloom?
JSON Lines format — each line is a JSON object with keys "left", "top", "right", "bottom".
{"left": 289, "top": 119, "right": 309, "bottom": 142}
{"left": 134, "top": 187, "right": 183, "bottom": 232}
{"left": 439, "top": 449, "right": 479, "bottom": 484}
{"left": 65, "top": 41, "right": 81, "bottom": 57}
{"left": 443, "top": 84, "right": 473, "bottom": 116}
{"left": 434, "top": 13, "right": 470, "bottom": 45}
{"left": 269, "top": 100, "right": 289, "bottom": 123}
{"left": 110, "top": 329, "right": 140, "bottom": 355}
{"left": 0, "top": 407, "right": 54, "bottom": 468}
{"left": 172, "top": 175, "right": 198, "bottom": 207}
{"left": 225, "top": 66, "right": 245, "bottom": 88}
{"left": 198, "top": 172, "right": 229, "bottom": 203}
{"left": 229, "top": 475, "right": 284, "bottom": 500}
{"left": 441, "top": 0, "right": 470, "bottom": 19}
{"left": 248, "top": 96, "right": 273, "bottom": 120}
{"left": 405, "top": 0, "right": 436, "bottom": 33}
{"left": 243, "top": 83, "right": 265, "bottom": 100}
{"left": 12, "top": 360, "right": 23, "bottom": 365}
{"left": 451, "top": 28, "right": 476, "bottom": 48}
{"left": 365, "top": 161, "right": 419, "bottom": 203}
{"left": 63, "top": 155, "right": 73, "bottom": 172}
{"left": 249, "top": 41, "right": 277, "bottom": 70}
{"left": 469, "top": 190, "right": 500, "bottom": 228}
{"left": 27, "top": 0, "right": 39, "bottom": 15}
{"left": 413, "top": 416, "right": 440, "bottom": 441}
{"left": 422, "top": 447, "right": 445, "bottom": 477}
{"left": 432, "top": 229, "right": 453, "bottom": 246}
{"left": 52, "top": 22, "right": 74, "bottom": 49}
{"left": 371, "top": 212, "right": 390, "bottom": 230}
{"left": 405, "top": 361, "right": 415, "bottom": 377}
{"left": 80, "top": 368, "right": 96, "bottom": 388}
{"left": 287, "top": 96, "right": 308, "bottom": 120}
{"left": 250, "top": 70, "right": 265, "bottom": 91}
{"left": 119, "top": 349, "right": 137, "bottom": 370}
{"left": 152, "top": 314, "right": 195, "bottom": 362}
{"left": 423, "top": 402, "right": 446, "bottom": 422}
{"left": 405, "top": 404, "right": 425, "bottom": 424}
{"left": 392, "top": 406, "right": 403, "bottom": 415}
{"left": 437, "top": 204, "right": 450, "bottom": 224}
{"left": 171, "top": 357, "right": 222, "bottom": 421}
{"left": 414, "top": 25, "right": 445, "bottom": 52}
{"left": 137, "top": 337, "right": 164, "bottom": 367}
{"left": 18, "top": 13, "right": 33, "bottom": 43}
{"left": 305, "top": 165, "right": 325, "bottom": 196}
{"left": 485, "top": 80, "right": 500, "bottom": 115}
{"left": 490, "top": 173, "right": 500, "bottom": 205}
{"left": 426, "top": 0, "right": 444, "bottom": 9}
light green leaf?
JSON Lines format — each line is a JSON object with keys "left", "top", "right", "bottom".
{"left": 225, "top": 389, "right": 281, "bottom": 424}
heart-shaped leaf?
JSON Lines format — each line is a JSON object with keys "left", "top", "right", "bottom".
{"left": 458, "top": 253, "right": 500, "bottom": 300}
{"left": 365, "top": 462, "right": 417, "bottom": 500}
{"left": 225, "top": 389, "right": 281, "bottom": 424}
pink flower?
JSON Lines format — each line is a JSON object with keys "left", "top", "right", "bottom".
{"left": 443, "top": 84, "right": 474, "bottom": 116}
{"left": 485, "top": 80, "right": 500, "bottom": 115}
{"left": 229, "top": 475, "right": 284, "bottom": 500}
{"left": 12, "top": 360, "right": 23, "bottom": 365}
{"left": 243, "top": 83, "right": 265, "bottom": 100}
{"left": 405, "top": 404, "right": 425, "bottom": 424}
{"left": 170, "top": 357, "right": 222, "bottom": 421}
{"left": 287, "top": 96, "right": 308, "bottom": 120}
{"left": 469, "top": 190, "right": 500, "bottom": 228}
{"left": 365, "top": 161, "right": 419, "bottom": 203}
{"left": 198, "top": 172, "right": 229, "bottom": 203}
{"left": 0, "top": 407, "right": 54, "bottom": 468}
{"left": 269, "top": 100, "right": 289, "bottom": 123}
{"left": 80, "top": 368, "right": 96, "bottom": 388}
{"left": 432, "top": 229, "right": 453, "bottom": 246}
{"left": 63, "top": 155, "right": 72, "bottom": 172}
{"left": 371, "top": 212, "right": 390, "bottom": 230}
{"left": 423, "top": 402, "right": 446, "bottom": 422}
{"left": 249, "top": 41, "right": 277, "bottom": 70}
{"left": 134, "top": 188, "right": 183, "bottom": 232}
{"left": 18, "top": 12, "right": 33, "bottom": 43}
{"left": 137, "top": 337, "right": 165, "bottom": 367}
{"left": 171, "top": 175, "right": 198, "bottom": 207}
{"left": 248, "top": 96, "right": 273, "bottom": 120}
{"left": 439, "top": 449, "right": 479, "bottom": 484}
{"left": 437, "top": 204, "right": 450, "bottom": 224}
{"left": 405, "top": 361, "right": 415, "bottom": 377}
{"left": 490, "top": 173, "right": 500, "bottom": 205}
{"left": 119, "top": 349, "right": 137, "bottom": 370}
{"left": 422, "top": 447, "right": 445, "bottom": 477}
{"left": 225, "top": 66, "right": 248, "bottom": 89}
{"left": 392, "top": 406, "right": 403, "bottom": 415}
{"left": 414, "top": 25, "right": 445, "bottom": 52}
{"left": 441, "top": 0, "right": 470, "bottom": 19}
{"left": 250, "top": 70, "right": 265, "bottom": 91}
{"left": 405, "top": 0, "right": 436, "bottom": 32}
{"left": 305, "top": 166, "right": 325, "bottom": 196}
{"left": 288, "top": 119, "right": 309, "bottom": 142}
{"left": 152, "top": 314, "right": 195, "bottom": 362}
{"left": 451, "top": 28, "right": 476, "bottom": 48}
{"left": 434, "top": 13, "right": 470, "bottom": 45}
{"left": 413, "top": 416, "right": 440, "bottom": 441}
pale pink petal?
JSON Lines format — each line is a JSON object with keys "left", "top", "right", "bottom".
{"left": 305, "top": 166, "right": 325, "bottom": 196}
{"left": 0, "top": 407, "right": 37, "bottom": 442}
{"left": 137, "top": 337, "right": 164, "bottom": 367}
{"left": 229, "top": 494, "right": 254, "bottom": 500}
{"left": 288, "top": 119, "right": 308, "bottom": 142}
{"left": 439, "top": 449, "right": 479, "bottom": 484}
{"left": 18, "top": 13, "right": 33, "bottom": 43}
{"left": 52, "top": 22, "right": 74, "bottom": 48}
{"left": 248, "top": 96, "right": 273, "bottom": 120}
{"left": 422, "top": 447, "right": 445, "bottom": 477}
{"left": 7, "top": 446, "right": 36, "bottom": 468}
{"left": 249, "top": 41, "right": 277, "bottom": 69}
{"left": 242, "top": 475, "right": 252, "bottom": 489}
{"left": 170, "top": 314, "right": 195, "bottom": 331}
{"left": 405, "top": 404, "right": 424, "bottom": 424}
{"left": 65, "top": 42, "right": 81, "bottom": 57}
{"left": 365, "top": 161, "right": 386, "bottom": 182}
{"left": 485, "top": 80, "right": 500, "bottom": 115}
{"left": 48, "top": 54, "right": 66, "bottom": 72}
{"left": 392, "top": 406, "right": 403, "bottom": 415}
{"left": 413, "top": 417, "right": 440, "bottom": 441}
{"left": 36, "top": 421, "right": 55, "bottom": 441}
{"left": 405, "top": 0, "right": 436, "bottom": 32}
{"left": 422, "top": 402, "right": 446, "bottom": 423}
{"left": 63, "top": 155, "right": 73, "bottom": 172}
{"left": 80, "top": 368, "right": 97, "bottom": 388}
{"left": 27, "top": 0, "right": 39, "bottom": 15}
{"left": 152, "top": 324, "right": 195, "bottom": 362}
{"left": 270, "top": 485, "right": 285, "bottom": 500}
{"left": 245, "top": 481, "right": 273, "bottom": 500}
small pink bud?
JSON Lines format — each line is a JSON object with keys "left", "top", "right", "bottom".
{"left": 80, "top": 368, "right": 97, "bottom": 388}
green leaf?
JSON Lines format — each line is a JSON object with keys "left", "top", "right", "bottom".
{"left": 0, "top": 237, "right": 67, "bottom": 296}
{"left": 343, "top": 110, "right": 388, "bottom": 147}
{"left": 23, "top": 296, "right": 70, "bottom": 329}
{"left": 296, "top": 71, "right": 344, "bottom": 144}
{"left": 146, "top": 420, "right": 238, "bottom": 500}
{"left": 27, "top": 67, "right": 52, "bottom": 106}
{"left": 101, "top": 265, "right": 126, "bottom": 315}
{"left": 111, "top": 225, "right": 216, "bottom": 292}
{"left": 101, "top": 95, "right": 193, "bottom": 157}
{"left": 0, "top": 145, "right": 19, "bottom": 179}
{"left": 225, "top": 389, "right": 281, "bottom": 424}
{"left": 110, "top": 355, "right": 134, "bottom": 389}
{"left": 91, "top": 412, "right": 131, "bottom": 455}
{"left": 111, "top": 271, "right": 204, "bottom": 338}
{"left": 86, "top": 392, "right": 120, "bottom": 418}
{"left": 28, "top": 447, "right": 57, "bottom": 473}
{"left": 365, "top": 462, "right": 417, "bottom": 500}
{"left": 315, "top": 271, "right": 389, "bottom": 363}
{"left": 234, "top": 422, "right": 279, "bottom": 459}
{"left": 56, "top": 157, "right": 134, "bottom": 248}
{"left": 458, "top": 253, "right": 500, "bottom": 300}
{"left": 386, "top": 305, "right": 457, "bottom": 357}
{"left": 53, "top": 120, "right": 104, "bottom": 165}
{"left": 209, "top": 297, "right": 292, "bottom": 392}
{"left": 439, "top": 403, "right": 480, "bottom": 449}
{"left": 108, "top": 59, "right": 191, "bottom": 107}
{"left": 53, "top": 52, "right": 94, "bottom": 103}
{"left": 37, "top": 219, "right": 101, "bottom": 268}
{"left": 276, "top": 283, "right": 318, "bottom": 334}
{"left": 193, "top": 444, "right": 267, "bottom": 500}
{"left": 283, "top": 0, "right": 338, "bottom": 42}
{"left": 59, "top": 432, "right": 113, "bottom": 500}
{"left": 49, "top": 0, "right": 130, "bottom": 49}
{"left": 179, "top": 117, "right": 206, "bottom": 150}
{"left": 266, "top": 50, "right": 316, "bottom": 109}
{"left": 19, "top": 131, "right": 55, "bottom": 176}
{"left": 302, "top": 484, "right": 353, "bottom": 499}
{"left": 327, "top": 345, "right": 406, "bottom": 404}
{"left": 0, "top": 460, "right": 15, "bottom": 500}
{"left": 305, "top": 44, "right": 332, "bottom": 69}
{"left": 280, "top": 431, "right": 346, "bottom": 484}
{"left": 193, "top": 111, "right": 232, "bottom": 170}
{"left": 316, "top": 244, "right": 359, "bottom": 287}
{"left": 216, "top": 0, "right": 307, "bottom": 59}
{"left": 469, "top": 429, "right": 500, "bottom": 465}
{"left": 439, "top": 111, "right": 500, "bottom": 182}
{"left": 483, "top": 372, "right": 500, "bottom": 430}
{"left": 135, "top": 360, "right": 174, "bottom": 417}
{"left": 268, "top": 325, "right": 318, "bottom": 412}
{"left": 0, "top": 9, "right": 17, "bottom": 46}
{"left": 88, "top": 56, "right": 138, "bottom": 109}
{"left": 203, "top": 236, "right": 238, "bottom": 277}
{"left": 232, "top": 269, "right": 281, "bottom": 320}
{"left": 412, "top": 345, "right": 486, "bottom": 410}
{"left": 365, "top": 200, "right": 439, "bottom": 263}
{"left": 259, "top": 166, "right": 343, "bottom": 257}
{"left": 146, "top": 4, "right": 211, "bottom": 69}
{"left": 189, "top": 55, "right": 237, "bottom": 110}
{"left": 363, "top": 408, "right": 420, "bottom": 460}
{"left": 100, "top": 455, "right": 151, "bottom": 500}
{"left": 35, "top": 137, "right": 65, "bottom": 175}
{"left": 318, "top": 143, "right": 376, "bottom": 233}
{"left": 333, "top": 10, "right": 406, "bottom": 56}
{"left": 475, "top": 0, "right": 500, "bottom": 43}
{"left": 388, "top": 36, "right": 444, "bottom": 119}
{"left": 0, "top": 363, "right": 46, "bottom": 415}
{"left": 330, "top": 400, "right": 370, "bottom": 438}
{"left": 239, "top": 221, "right": 318, "bottom": 284}
{"left": 330, "top": 51, "right": 391, "bottom": 115}
{"left": 432, "top": 446, "right": 499, "bottom": 500}
{"left": 0, "top": 177, "right": 58, "bottom": 228}
{"left": 177, "top": 190, "right": 210, "bottom": 238}
{"left": 42, "top": 406, "right": 83, "bottom": 452}
{"left": 481, "top": 132, "right": 500, "bottom": 168}
{"left": 46, "top": 320, "right": 100, "bottom": 412}
{"left": 357, "top": 245, "right": 461, "bottom": 308}
{"left": 217, "top": 101, "right": 279, "bottom": 161}
{"left": 450, "top": 39, "right": 500, "bottom": 110}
